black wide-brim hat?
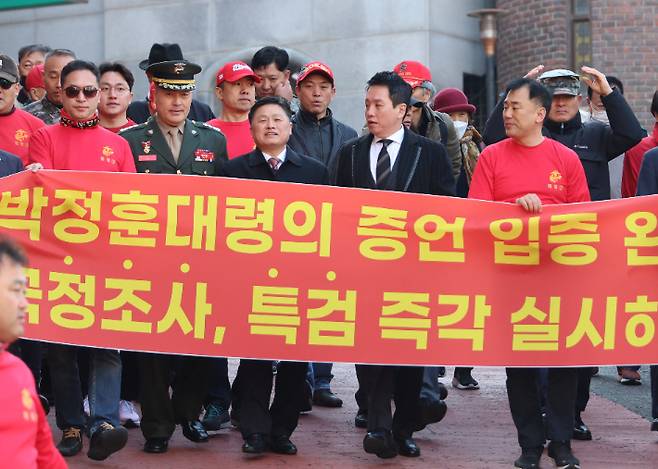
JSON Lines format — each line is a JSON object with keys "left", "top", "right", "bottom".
{"left": 139, "top": 43, "right": 184, "bottom": 70}
{"left": 147, "top": 60, "right": 202, "bottom": 91}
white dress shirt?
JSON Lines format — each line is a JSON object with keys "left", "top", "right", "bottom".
{"left": 262, "top": 147, "right": 287, "bottom": 169}
{"left": 369, "top": 126, "right": 404, "bottom": 182}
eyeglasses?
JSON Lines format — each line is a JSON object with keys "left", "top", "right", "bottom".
{"left": 0, "top": 78, "right": 17, "bottom": 90}
{"left": 64, "top": 86, "right": 99, "bottom": 99}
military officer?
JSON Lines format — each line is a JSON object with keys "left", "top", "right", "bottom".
{"left": 120, "top": 60, "right": 228, "bottom": 454}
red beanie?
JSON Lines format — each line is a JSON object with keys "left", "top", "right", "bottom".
{"left": 433, "top": 87, "right": 476, "bottom": 114}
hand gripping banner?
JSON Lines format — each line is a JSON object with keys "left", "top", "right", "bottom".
{"left": 2, "top": 170, "right": 657, "bottom": 366}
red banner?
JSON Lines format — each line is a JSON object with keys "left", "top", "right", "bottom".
{"left": 1, "top": 170, "right": 657, "bottom": 366}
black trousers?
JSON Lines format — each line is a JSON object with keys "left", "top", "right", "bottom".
{"left": 575, "top": 367, "right": 592, "bottom": 413}
{"left": 651, "top": 365, "right": 658, "bottom": 420}
{"left": 506, "top": 367, "right": 577, "bottom": 449}
{"left": 139, "top": 353, "right": 211, "bottom": 439}
{"left": 8, "top": 339, "right": 43, "bottom": 391}
{"left": 236, "top": 359, "right": 307, "bottom": 439}
{"left": 355, "top": 364, "right": 423, "bottom": 439}
{"left": 120, "top": 351, "right": 140, "bottom": 402}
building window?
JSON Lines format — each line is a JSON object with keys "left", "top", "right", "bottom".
{"left": 571, "top": 0, "right": 592, "bottom": 71}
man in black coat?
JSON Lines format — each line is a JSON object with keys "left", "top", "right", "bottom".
{"left": 127, "top": 43, "right": 214, "bottom": 124}
{"left": 222, "top": 96, "right": 328, "bottom": 456}
{"left": 335, "top": 71, "right": 455, "bottom": 459}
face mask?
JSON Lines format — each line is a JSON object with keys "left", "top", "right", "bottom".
{"left": 591, "top": 109, "right": 609, "bottom": 124}
{"left": 453, "top": 120, "right": 468, "bottom": 139}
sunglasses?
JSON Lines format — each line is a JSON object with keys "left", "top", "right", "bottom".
{"left": 64, "top": 86, "right": 99, "bottom": 99}
{"left": 0, "top": 78, "right": 17, "bottom": 90}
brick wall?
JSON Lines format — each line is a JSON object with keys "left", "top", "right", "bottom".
{"left": 591, "top": 0, "right": 658, "bottom": 130}
{"left": 495, "top": 0, "right": 570, "bottom": 92}
{"left": 495, "top": 0, "right": 658, "bottom": 129}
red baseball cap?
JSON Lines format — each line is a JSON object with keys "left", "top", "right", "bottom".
{"left": 216, "top": 61, "right": 261, "bottom": 86}
{"left": 296, "top": 61, "right": 334, "bottom": 87}
{"left": 25, "top": 63, "right": 45, "bottom": 91}
{"left": 393, "top": 60, "right": 432, "bottom": 88}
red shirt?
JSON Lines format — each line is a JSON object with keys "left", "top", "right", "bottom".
{"left": 621, "top": 122, "right": 658, "bottom": 198}
{"left": 206, "top": 118, "right": 254, "bottom": 159}
{"left": 103, "top": 118, "right": 136, "bottom": 134}
{"left": 0, "top": 350, "right": 67, "bottom": 469}
{"left": 0, "top": 107, "right": 46, "bottom": 165}
{"left": 469, "top": 137, "right": 590, "bottom": 204}
{"left": 29, "top": 122, "right": 136, "bottom": 172}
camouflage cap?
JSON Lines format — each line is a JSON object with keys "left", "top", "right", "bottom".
{"left": 538, "top": 69, "right": 580, "bottom": 96}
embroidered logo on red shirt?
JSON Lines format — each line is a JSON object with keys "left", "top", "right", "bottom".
{"left": 194, "top": 149, "right": 215, "bottom": 162}
{"left": 101, "top": 146, "right": 117, "bottom": 165}
{"left": 14, "top": 129, "right": 28, "bottom": 147}
{"left": 22, "top": 388, "right": 37, "bottom": 422}
{"left": 548, "top": 170, "right": 565, "bottom": 191}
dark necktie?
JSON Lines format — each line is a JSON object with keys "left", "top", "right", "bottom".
{"left": 376, "top": 139, "right": 392, "bottom": 188}
{"left": 268, "top": 157, "right": 281, "bottom": 172}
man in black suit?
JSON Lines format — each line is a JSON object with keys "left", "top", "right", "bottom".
{"left": 335, "top": 71, "right": 455, "bottom": 459}
{"left": 127, "top": 43, "right": 214, "bottom": 124}
{"left": 222, "top": 96, "right": 328, "bottom": 456}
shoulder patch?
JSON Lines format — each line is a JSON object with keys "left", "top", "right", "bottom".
{"left": 119, "top": 122, "right": 147, "bottom": 135}
{"left": 194, "top": 121, "right": 224, "bottom": 135}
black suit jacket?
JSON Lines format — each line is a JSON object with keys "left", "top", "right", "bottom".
{"left": 335, "top": 128, "right": 455, "bottom": 196}
{"left": 221, "top": 146, "right": 329, "bottom": 185}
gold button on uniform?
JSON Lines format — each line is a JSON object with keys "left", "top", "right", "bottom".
{"left": 145, "top": 169, "right": 150, "bottom": 173}
{"left": 177, "top": 169, "right": 182, "bottom": 174}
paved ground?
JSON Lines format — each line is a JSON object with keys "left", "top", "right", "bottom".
{"left": 52, "top": 363, "right": 657, "bottom": 469}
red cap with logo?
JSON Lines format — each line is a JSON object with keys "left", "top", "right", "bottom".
{"left": 216, "top": 61, "right": 261, "bottom": 86}
{"left": 393, "top": 60, "right": 432, "bottom": 88}
{"left": 296, "top": 61, "right": 335, "bottom": 87}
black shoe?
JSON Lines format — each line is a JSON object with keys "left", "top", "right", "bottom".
{"left": 363, "top": 430, "right": 398, "bottom": 459}
{"left": 548, "top": 440, "right": 580, "bottom": 468}
{"left": 270, "top": 434, "right": 297, "bottom": 455}
{"left": 414, "top": 398, "right": 447, "bottom": 431}
{"left": 652, "top": 418, "right": 658, "bottom": 432}
{"left": 355, "top": 409, "right": 368, "bottom": 428}
{"left": 452, "top": 369, "right": 480, "bottom": 390}
{"left": 394, "top": 436, "right": 420, "bottom": 457}
{"left": 313, "top": 389, "right": 343, "bottom": 407}
{"left": 38, "top": 394, "right": 50, "bottom": 415}
{"left": 87, "top": 422, "right": 128, "bottom": 461}
{"left": 242, "top": 433, "right": 267, "bottom": 454}
{"left": 57, "top": 427, "right": 83, "bottom": 457}
{"left": 572, "top": 414, "right": 592, "bottom": 441}
{"left": 514, "top": 446, "right": 542, "bottom": 469}
{"left": 143, "top": 438, "right": 169, "bottom": 454}
{"left": 202, "top": 402, "right": 230, "bottom": 431}
{"left": 437, "top": 381, "right": 449, "bottom": 400}
{"left": 180, "top": 420, "right": 209, "bottom": 443}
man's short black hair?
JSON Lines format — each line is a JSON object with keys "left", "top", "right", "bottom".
{"left": 45, "top": 48, "right": 76, "bottom": 62}
{"left": 505, "top": 78, "right": 552, "bottom": 111}
{"left": 0, "top": 236, "right": 28, "bottom": 269}
{"left": 99, "top": 62, "right": 135, "bottom": 91}
{"left": 587, "top": 75, "right": 624, "bottom": 99}
{"left": 17, "top": 44, "right": 51, "bottom": 62}
{"left": 366, "top": 71, "right": 412, "bottom": 108}
{"left": 651, "top": 90, "right": 658, "bottom": 117}
{"left": 248, "top": 96, "right": 292, "bottom": 123}
{"left": 251, "top": 46, "right": 289, "bottom": 72}
{"left": 60, "top": 60, "right": 100, "bottom": 86}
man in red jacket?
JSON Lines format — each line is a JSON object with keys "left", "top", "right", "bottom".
{"left": 0, "top": 236, "right": 67, "bottom": 469}
{"left": 470, "top": 78, "right": 589, "bottom": 469}
{"left": 622, "top": 90, "right": 658, "bottom": 198}
{"left": 0, "top": 54, "right": 45, "bottom": 165}
{"left": 29, "top": 59, "right": 134, "bottom": 461}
